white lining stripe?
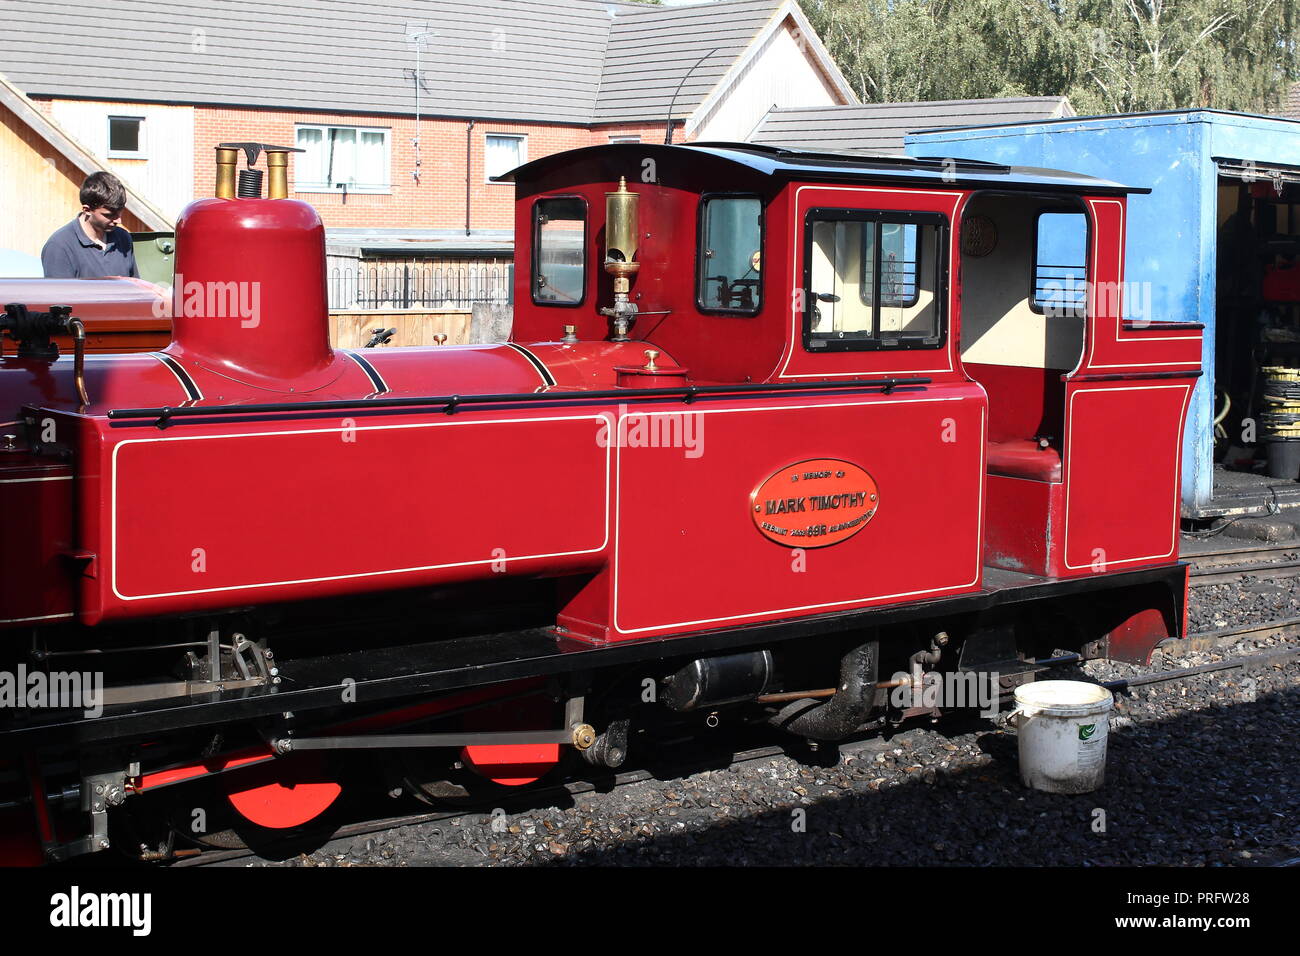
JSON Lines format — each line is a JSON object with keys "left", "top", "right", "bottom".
{"left": 1080, "top": 199, "right": 1200, "bottom": 375}
{"left": 780, "top": 184, "right": 964, "bottom": 380}
{"left": 110, "top": 414, "right": 612, "bottom": 602}
{"left": 504, "top": 343, "right": 557, "bottom": 387}
{"left": 342, "top": 350, "right": 390, "bottom": 395}
{"left": 611, "top": 396, "right": 985, "bottom": 635}
{"left": 1062, "top": 383, "right": 1192, "bottom": 569}
{"left": 153, "top": 353, "right": 204, "bottom": 401}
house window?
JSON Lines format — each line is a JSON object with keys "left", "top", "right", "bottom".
{"left": 107, "top": 116, "right": 144, "bottom": 158}
{"left": 1032, "top": 211, "right": 1088, "bottom": 316}
{"left": 609, "top": 135, "right": 641, "bottom": 144}
{"left": 295, "top": 125, "right": 390, "bottom": 193}
{"left": 485, "top": 134, "right": 526, "bottom": 182}
{"left": 803, "top": 209, "right": 947, "bottom": 352}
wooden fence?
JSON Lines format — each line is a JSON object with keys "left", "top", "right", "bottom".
{"left": 328, "top": 262, "right": 514, "bottom": 311}
{"left": 329, "top": 310, "right": 472, "bottom": 349}
{"left": 328, "top": 303, "right": 513, "bottom": 349}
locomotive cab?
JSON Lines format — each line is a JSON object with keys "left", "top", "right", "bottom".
{"left": 508, "top": 143, "right": 1202, "bottom": 582}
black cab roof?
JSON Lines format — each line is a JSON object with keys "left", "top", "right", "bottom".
{"left": 501, "top": 141, "right": 1148, "bottom": 196}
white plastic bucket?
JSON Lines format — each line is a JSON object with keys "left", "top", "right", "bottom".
{"left": 1011, "top": 680, "right": 1114, "bottom": 794}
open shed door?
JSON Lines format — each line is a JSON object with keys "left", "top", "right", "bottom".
{"left": 1209, "top": 156, "right": 1300, "bottom": 513}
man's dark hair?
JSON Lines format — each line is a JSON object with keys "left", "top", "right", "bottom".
{"left": 80, "top": 171, "right": 127, "bottom": 211}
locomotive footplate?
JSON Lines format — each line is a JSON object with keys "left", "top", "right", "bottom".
{"left": 0, "top": 562, "right": 1188, "bottom": 750}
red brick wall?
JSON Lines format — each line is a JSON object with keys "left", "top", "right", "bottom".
{"left": 195, "top": 107, "right": 605, "bottom": 231}
{"left": 193, "top": 108, "right": 699, "bottom": 232}
{"left": 24, "top": 97, "right": 700, "bottom": 234}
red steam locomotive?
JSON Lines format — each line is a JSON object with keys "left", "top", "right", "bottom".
{"left": 0, "top": 141, "right": 1200, "bottom": 862}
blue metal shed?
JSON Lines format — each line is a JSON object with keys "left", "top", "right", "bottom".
{"left": 905, "top": 110, "right": 1300, "bottom": 515}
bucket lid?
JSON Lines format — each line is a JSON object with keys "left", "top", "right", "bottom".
{"left": 1014, "top": 680, "right": 1114, "bottom": 717}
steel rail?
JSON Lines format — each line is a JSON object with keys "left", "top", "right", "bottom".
{"left": 1184, "top": 543, "right": 1300, "bottom": 570}
{"left": 1190, "top": 559, "right": 1300, "bottom": 586}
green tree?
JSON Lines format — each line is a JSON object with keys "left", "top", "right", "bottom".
{"left": 803, "top": 0, "right": 1298, "bottom": 115}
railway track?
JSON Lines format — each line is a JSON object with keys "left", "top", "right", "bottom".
{"left": 175, "top": 733, "right": 804, "bottom": 868}
{"left": 172, "top": 622, "right": 1300, "bottom": 868}
{"left": 1186, "top": 542, "right": 1300, "bottom": 586}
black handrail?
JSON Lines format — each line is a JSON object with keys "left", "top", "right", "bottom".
{"left": 107, "top": 377, "right": 932, "bottom": 427}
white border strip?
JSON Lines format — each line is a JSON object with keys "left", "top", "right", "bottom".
{"left": 1082, "top": 199, "right": 1200, "bottom": 374}
{"left": 110, "top": 414, "right": 612, "bottom": 601}
{"left": 611, "top": 396, "right": 985, "bottom": 635}
{"left": 779, "top": 184, "right": 965, "bottom": 379}
{"left": 1062, "top": 383, "right": 1193, "bottom": 569}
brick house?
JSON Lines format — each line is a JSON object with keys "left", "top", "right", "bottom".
{"left": 0, "top": 0, "right": 854, "bottom": 305}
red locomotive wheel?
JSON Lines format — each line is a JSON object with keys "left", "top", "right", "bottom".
{"left": 460, "top": 742, "right": 562, "bottom": 787}
{"left": 222, "top": 755, "right": 342, "bottom": 830}
{"left": 459, "top": 693, "right": 563, "bottom": 787}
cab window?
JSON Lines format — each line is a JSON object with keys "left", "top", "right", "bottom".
{"left": 1031, "top": 211, "right": 1088, "bottom": 316}
{"left": 697, "top": 195, "right": 763, "bottom": 315}
{"left": 533, "top": 197, "right": 586, "bottom": 306}
{"left": 804, "top": 209, "right": 946, "bottom": 351}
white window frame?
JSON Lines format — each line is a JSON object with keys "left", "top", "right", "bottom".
{"left": 608, "top": 134, "right": 641, "bottom": 144}
{"left": 106, "top": 115, "right": 145, "bottom": 159}
{"left": 485, "top": 133, "right": 527, "bottom": 184}
{"left": 294, "top": 124, "right": 392, "bottom": 195}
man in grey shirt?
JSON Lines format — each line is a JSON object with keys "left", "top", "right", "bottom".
{"left": 41, "top": 171, "right": 140, "bottom": 279}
